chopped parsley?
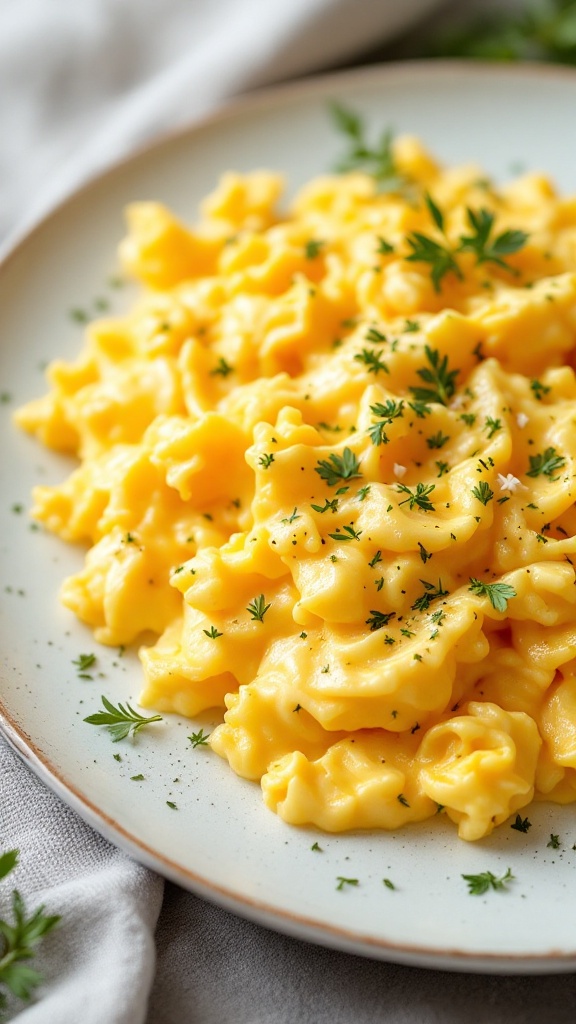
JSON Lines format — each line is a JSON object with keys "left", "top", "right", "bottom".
{"left": 246, "top": 594, "right": 271, "bottom": 622}
{"left": 328, "top": 524, "right": 362, "bottom": 542}
{"left": 304, "top": 239, "right": 325, "bottom": 259}
{"left": 354, "top": 348, "right": 389, "bottom": 374}
{"left": 405, "top": 194, "right": 462, "bottom": 291}
{"left": 397, "top": 481, "right": 436, "bottom": 512}
{"left": 426, "top": 431, "right": 450, "bottom": 450}
{"left": 365, "top": 610, "right": 396, "bottom": 631}
{"left": 526, "top": 447, "right": 565, "bottom": 480}
{"left": 83, "top": 696, "right": 163, "bottom": 742}
{"left": 335, "top": 876, "right": 359, "bottom": 891}
{"left": 315, "top": 447, "right": 362, "bottom": 486}
{"left": 471, "top": 481, "right": 494, "bottom": 506}
{"left": 411, "top": 579, "right": 448, "bottom": 612}
{"left": 188, "top": 729, "right": 211, "bottom": 748}
{"left": 0, "top": 851, "right": 60, "bottom": 1010}
{"left": 462, "top": 867, "right": 515, "bottom": 895}
{"left": 210, "top": 357, "right": 234, "bottom": 377}
{"left": 409, "top": 346, "right": 459, "bottom": 406}
{"left": 510, "top": 814, "right": 531, "bottom": 833}
{"left": 330, "top": 102, "right": 408, "bottom": 193}
{"left": 203, "top": 625, "right": 223, "bottom": 639}
{"left": 468, "top": 579, "right": 516, "bottom": 612}
{"left": 457, "top": 207, "right": 528, "bottom": 272}
{"left": 311, "top": 497, "right": 339, "bottom": 514}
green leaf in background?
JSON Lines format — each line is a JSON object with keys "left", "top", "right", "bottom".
{"left": 428, "top": 0, "right": 576, "bottom": 65}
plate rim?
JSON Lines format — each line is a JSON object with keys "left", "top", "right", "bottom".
{"left": 3, "top": 706, "right": 575, "bottom": 974}
{"left": 4, "top": 56, "right": 576, "bottom": 265}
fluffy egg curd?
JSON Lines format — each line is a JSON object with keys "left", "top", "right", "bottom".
{"left": 16, "top": 129, "right": 576, "bottom": 841}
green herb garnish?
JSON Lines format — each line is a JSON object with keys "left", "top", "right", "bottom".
{"left": 457, "top": 207, "right": 527, "bottom": 272}
{"left": 462, "top": 867, "right": 515, "bottom": 895}
{"left": 83, "top": 696, "right": 163, "bottom": 742}
{"left": 330, "top": 103, "right": 408, "bottom": 193}
{"left": 315, "top": 447, "right": 362, "bottom": 486}
{"left": 188, "top": 729, "right": 211, "bottom": 748}
{"left": 365, "top": 610, "right": 396, "bottom": 631}
{"left": 397, "top": 481, "right": 436, "bottom": 512}
{"left": 471, "top": 481, "right": 494, "bottom": 506}
{"left": 0, "top": 851, "right": 60, "bottom": 1011}
{"left": 246, "top": 594, "right": 271, "bottom": 622}
{"left": 526, "top": 447, "right": 566, "bottom": 480}
{"left": 409, "top": 346, "right": 459, "bottom": 406}
{"left": 468, "top": 579, "right": 516, "bottom": 612}
{"left": 510, "top": 814, "right": 531, "bottom": 833}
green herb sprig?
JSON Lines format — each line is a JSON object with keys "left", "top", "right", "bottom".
{"left": 526, "top": 447, "right": 566, "bottom": 480}
{"left": 462, "top": 867, "right": 515, "bottom": 895}
{"left": 329, "top": 103, "right": 409, "bottom": 193}
{"left": 397, "top": 481, "right": 436, "bottom": 512}
{"left": 0, "top": 851, "right": 60, "bottom": 1011}
{"left": 457, "top": 207, "right": 527, "bottom": 272}
{"left": 468, "top": 579, "right": 516, "bottom": 612}
{"left": 84, "top": 696, "right": 163, "bottom": 742}
{"left": 315, "top": 448, "right": 362, "bottom": 486}
{"left": 246, "top": 594, "right": 271, "bottom": 623}
{"left": 409, "top": 346, "right": 459, "bottom": 407}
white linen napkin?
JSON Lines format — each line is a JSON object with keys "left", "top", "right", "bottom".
{"left": 1, "top": 735, "right": 163, "bottom": 1023}
{"left": 0, "top": 0, "right": 442, "bottom": 245}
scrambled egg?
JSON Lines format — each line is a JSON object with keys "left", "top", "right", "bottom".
{"left": 17, "top": 133, "right": 576, "bottom": 840}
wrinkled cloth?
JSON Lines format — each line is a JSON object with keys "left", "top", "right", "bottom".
{"left": 3, "top": 1, "right": 576, "bottom": 1022}
{"left": 1, "top": 735, "right": 163, "bottom": 1023}
{"left": 0, "top": 0, "right": 441, "bottom": 244}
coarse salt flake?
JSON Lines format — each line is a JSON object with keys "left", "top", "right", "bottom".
{"left": 497, "top": 473, "right": 525, "bottom": 494}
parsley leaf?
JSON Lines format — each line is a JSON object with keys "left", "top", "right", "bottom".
{"left": 526, "top": 447, "right": 566, "bottom": 480}
{"left": 510, "top": 814, "right": 531, "bottom": 833}
{"left": 209, "top": 356, "right": 234, "bottom": 377}
{"left": 405, "top": 232, "right": 462, "bottom": 292}
{"left": 468, "top": 578, "right": 516, "bottom": 612}
{"left": 457, "top": 207, "right": 528, "bottom": 272}
{"left": 188, "top": 729, "right": 210, "bottom": 748}
{"left": 330, "top": 103, "right": 408, "bottom": 193}
{"left": 462, "top": 867, "right": 515, "bottom": 895}
{"left": 411, "top": 579, "right": 448, "bottom": 612}
{"left": 203, "top": 625, "right": 223, "bottom": 639}
{"left": 367, "top": 399, "right": 404, "bottom": 446}
{"left": 0, "top": 854, "right": 60, "bottom": 1009}
{"left": 246, "top": 594, "right": 271, "bottom": 622}
{"left": 354, "top": 348, "right": 389, "bottom": 374}
{"left": 328, "top": 524, "right": 362, "bottom": 542}
{"left": 311, "top": 497, "right": 339, "bottom": 514}
{"left": 471, "top": 481, "right": 494, "bottom": 506}
{"left": 405, "top": 194, "right": 462, "bottom": 291}
{"left": 304, "top": 239, "right": 325, "bottom": 259}
{"left": 335, "top": 876, "right": 359, "bottom": 891}
{"left": 397, "top": 481, "right": 436, "bottom": 512}
{"left": 409, "top": 346, "right": 459, "bottom": 406}
{"left": 315, "top": 447, "right": 362, "bottom": 486}
{"left": 84, "top": 696, "right": 163, "bottom": 742}
{"left": 426, "top": 430, "right": 450, "bottom": 450}
{"left": 365, "top": 610, "right": 396, "bottom": 631}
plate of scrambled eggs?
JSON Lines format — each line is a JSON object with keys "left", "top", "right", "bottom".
{"left": 3, "top": 60, "right": 576, "bottom": 971}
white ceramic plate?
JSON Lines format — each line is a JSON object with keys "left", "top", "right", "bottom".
{"left": 2, "top": 61, "right": 576, "bottom": 974}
